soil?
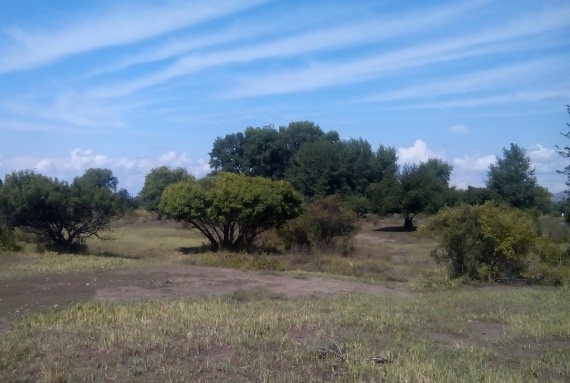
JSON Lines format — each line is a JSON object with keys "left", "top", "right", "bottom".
{"left": 0, "top": 265, "right": 410, "bottom": 334}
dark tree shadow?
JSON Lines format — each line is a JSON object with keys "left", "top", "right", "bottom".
{"left": 177, "top": 245, "right": 211, "bottom": 254}
{"left": 375, "top": 225, "right": 416, "bottom": 233}
{"left": 89, "top": 251, "right": 141, "bottom": 260}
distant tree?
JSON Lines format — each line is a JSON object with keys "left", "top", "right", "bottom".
{"left": 286, "top": 139, "right": 346, "bottom": 197}
{"left": 399, "top": 158, "right": 453, "bottom": 230}
{"left": 556, "top": 105, "right": 570, "bottom": 221}
{"left": 366, "top": 145, "right": 401, "bottom": 215}
{"left": 209, "top": 132, "right": 246, "bottom": 174}
{"left": 138, "top": 166, "right": 193, "bottom": 214}
{"left": 0, "top": 169, "right": 126, "bottom": 251}
{"left": 461, "top": 186, "right": 501, "bottom": 206}
{"left": 486, "top": 143, "right": 538, "bottom": 209}
{"left": 242, "top": 126, "right": 284, "bottom": 178}
{"left": 278, "top": 121, "right": 325, "bottom": 155}
{"left": 208, "top": 121, "right": 340, "bottom": 180}
{"left": 160, "top": 172, "right": 303, "bottom": 252}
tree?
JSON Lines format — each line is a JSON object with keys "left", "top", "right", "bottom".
{"left": 556, "top": 105, "right": 570, "bottom": 221}
{"left": 399, "top": 158, "right": 453, "bottom": 230}
{"left": 286, "top": 140, "right": 346, "bottom": 197}
{"left": 209, "top": 132, "right": 246, "bottom": 174}
{"left": 0, "top": 169, "right": 126, "bottom": 251}
{"left": 366, "top": 145, "right": 401, "bottom": 215}
{"left": 208, "top": 121, "right": 340, "bottom": 180}
{"left": 138, "top": 166, "right": 193, "bottom": 214}
{"left": 242, "top": 126, "right": 285, "bottom": 178}
{"left": 160, "top": 172, "right": 303, "bottom": 252}
{"left": 486, "top": 143, "right": 537, "bottom": 209}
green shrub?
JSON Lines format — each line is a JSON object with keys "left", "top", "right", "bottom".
{"left": 422, "top": 202, "right": 537, "bottom": 281}
{"left": 279, "top": 195, "right": 359, "bottom": 255}
{"left": 250, "top": 254, "right": 287, "bottom": 271}
{"left": 522, "top": 262, "right": 570, "bottom": 286}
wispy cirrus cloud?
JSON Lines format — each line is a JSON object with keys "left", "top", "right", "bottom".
{"left": 221, "top": 4, "right": 570, "bottom": 98}
{"left": 84, "top": 0, "right": 490, "bottom": 98}
{"left": 0, "top": 0, "right": 269, "bottom": 74}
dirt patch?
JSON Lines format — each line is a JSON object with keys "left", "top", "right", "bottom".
{"left": 467, "top": 320, "right": 506, "bottom": 342}
{"left": 0, "top": 265, "right": 411, "bottom": 334}
{"left": 430, "top": 332, "right": 468, "bottom": 346}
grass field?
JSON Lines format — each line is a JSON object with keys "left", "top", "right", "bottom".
{"left": 1, "top": 214, "right": 569, "bottom": 382}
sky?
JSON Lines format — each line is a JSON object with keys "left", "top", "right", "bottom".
{"left": 0, "top": 0, "right": 569, "bottom": 195}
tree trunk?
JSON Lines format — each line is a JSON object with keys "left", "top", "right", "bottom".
{"left": 404, "top": 215, "right": 416, "bottom": 231}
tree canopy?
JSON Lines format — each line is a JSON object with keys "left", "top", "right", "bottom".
{"left": 0, "top": 168, "right": 126, "bottom": 251}
{"left": 159, "top": 172, "right": 303, "bottom": 252}
{"left": 138, "top": 166, "right": 194, "bottom": 213}
{"left": 399, "top": 158, "right": 453, "bottom": 230}
{"left": 486, "top": 143, "right": 538, "bottom": 209}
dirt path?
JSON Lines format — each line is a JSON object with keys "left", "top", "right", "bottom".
{"left": 0, "top": 265, "right": 410, "bottom": 333}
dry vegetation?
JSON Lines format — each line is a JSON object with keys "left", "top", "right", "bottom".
{"left": 1, "top": 212, "right": 570, "bottom": 382}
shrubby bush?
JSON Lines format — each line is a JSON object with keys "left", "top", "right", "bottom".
{"left": 280, "top": 195, "right": 359, "bottom": 255}
{"left": 422, "top": 202, "right": 537, "bottom": 281}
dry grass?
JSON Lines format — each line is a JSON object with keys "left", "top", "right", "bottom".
{"left": 1, "top": 289, "right": 568, "bottom": 382}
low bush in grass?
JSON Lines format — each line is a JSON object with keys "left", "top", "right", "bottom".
{"left": 421, "top": 202, "right": 537, "bottom": 281}
{"left": 279, "top": 195, "right": 359, "bottom": 256}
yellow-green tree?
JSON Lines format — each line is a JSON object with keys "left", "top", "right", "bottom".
{"left": 423, "top": 202, "right": 536, "bottom": 280}
{"left": 160, "top": 173, "right": 303, "bottom": 252}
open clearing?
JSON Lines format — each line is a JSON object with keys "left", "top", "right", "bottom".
{"left": 1, "top": 217, "right": 569, "bottom": 382}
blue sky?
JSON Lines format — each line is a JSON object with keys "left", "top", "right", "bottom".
{"left": 0, "top": 0, "right": 569, "bottom": 194}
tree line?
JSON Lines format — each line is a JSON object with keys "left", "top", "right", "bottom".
{"left": 0, "top": 113, "right": 566, "bottom": 254}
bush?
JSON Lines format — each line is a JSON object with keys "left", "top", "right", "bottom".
{"left": 280, "top": 195, "right": 359, "bottom": 255}
{"left": 421, "top": 202, "right": 537, "bottom": 281}
{"left": 0, "top": 224, "right": 21, "bottom": 252}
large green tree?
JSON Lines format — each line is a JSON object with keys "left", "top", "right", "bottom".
{"left": 208, "top": 121, "right": 340, "bottom": 180}
{"left": 486, "top": 143, "right": 538, "bottom": 209}
{"left": 399, "top": 158, "right": 453, "bottom": 230}
{"left": 0, "top": 169, "right": 126, "bottom": 251}
{"left": 138, "top": 166, "right": 194, "bottom": 214}
{"left": 160, "top": 172, "right": 303, "bottom": 252}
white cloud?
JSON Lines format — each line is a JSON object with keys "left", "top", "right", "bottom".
{"left": 529, "top": 144, "right": 555, "bottom": 160}
{"left": 449, "top": 124, "right": 469, "bottom": 135}
{"left": 397, "top": 140, "right": 443, "bottom": 164}
{"left": 0, "top": 149, "right": 211, "bottom": 193}
{"left": 453, "top": 155, "right": 495, "bottom": 172}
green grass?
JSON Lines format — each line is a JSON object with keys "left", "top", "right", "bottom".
{"left": 1, "top": 288, "right": 568, "bottom": 382}
{"left": 0, "top": 252, "right": 140, "bottom": 281}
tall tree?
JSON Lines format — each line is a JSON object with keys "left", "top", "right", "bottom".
{"left": 556, "top": 105, "right": 570, "bottom": 222}
{"left": 399, "top": 158, "right": 453, "bottom": 230}
{"left": 242, "top": 126, "right": 284, "bottom": 178}
{"left": 138, "top": 166, "right": 194, "bottom": 214}
{"left": 486, "top": 143, "right": 537, "bottom": 209}
{"left": 208, "top": 132, "right": 246, "bottom": 174}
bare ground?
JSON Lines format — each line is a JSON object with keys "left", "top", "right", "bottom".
{"left": 0, "top": 264, "right": 410, "bottom": 333}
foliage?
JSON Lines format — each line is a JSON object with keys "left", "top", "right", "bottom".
{"left": 138, "top": 166, "right": 193, "bottom": 213}
{"left": 460, "top": 186, "right": 501, "bottom": 205}
{"left": 399, "top": 158, "right": 453, "bottom": 230}
{"left": 160, "top": 172, "right": 303, "bottom": 252}
{"left": 556, "top": 105, "right": 570, "bottom": 222}
{"left": 208, "top": 121, "right": 337, "bottom": 180}
{"left": 280, "top": 195, "right": 359, "bottom": 255}
{"left": 486, "top": 143, "right": 538, "bottom": 209}
{"left": 0, "top": 169, "right": 126, "bottom": 251}
{"left": 422, "top": 202, "right": 537, "bottom": 281}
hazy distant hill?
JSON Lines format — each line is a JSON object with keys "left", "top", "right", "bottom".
{"left": 552, "top": 191, "right": 567, "bottom": 202}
